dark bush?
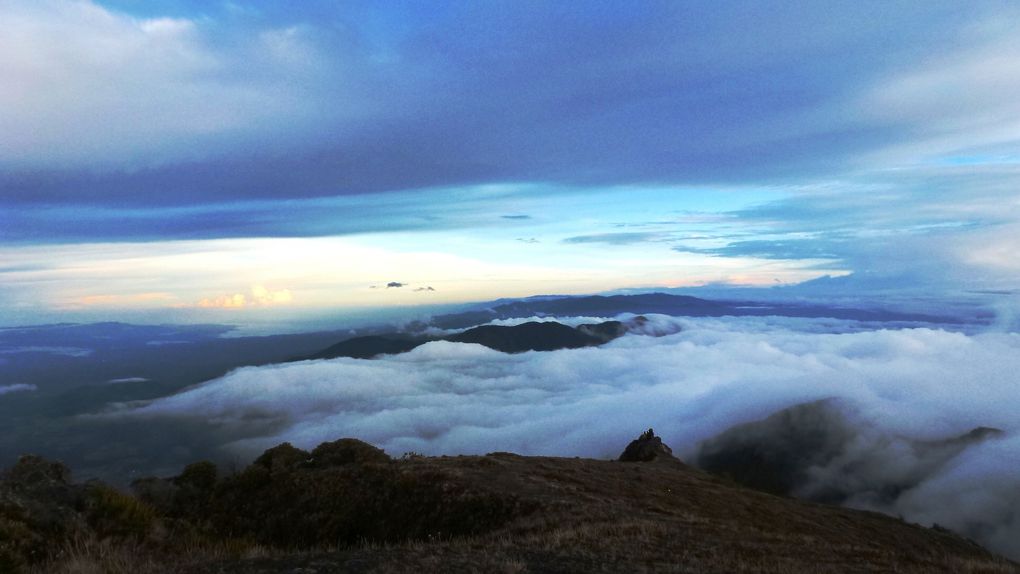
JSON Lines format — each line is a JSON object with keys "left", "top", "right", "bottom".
{"left": 0, "top": 505, "right": 35, "bottom": 573}
{"left": 131, "top": 477, "right": 177, "bottom": 512}
{"left": 201, "top": 442, "right": 527, "bottom": 548}
{"left": 252, "top": 442, "right": 310, "bottom": 474}
{"left": 84, "top": 482, "right": 158, "bottom": 539}
{"left": 175, "top": 461, "right": 218, "bottom": 491}
{"left": 309, "top": 438, "right": 390, "bottom": 467}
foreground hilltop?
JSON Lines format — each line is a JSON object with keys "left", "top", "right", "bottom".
{"left": 2, "top": 434, "right": 1016, "bottom": 574}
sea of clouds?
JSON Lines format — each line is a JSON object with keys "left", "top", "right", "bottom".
{"left": 120, "top": 314, "right": 1020, "bottom": 558}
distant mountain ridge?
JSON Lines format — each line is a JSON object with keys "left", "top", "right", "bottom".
{"left": 298, "top": 318, "right": 639, "bottom": 361}
{"left": 428, "top": 292, "right": 958, "bottom": 329}
{"left": 431, "top": 293, "right": 725, "bottom": 329}
{"left": 298, "top": 291, "right": 961, "bottom": 362}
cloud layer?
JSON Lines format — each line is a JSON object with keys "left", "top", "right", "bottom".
{"left": 120, "top": 315, "right": 1020, "bottom": 557}
{"left": 4, "top": 1, "right": 1020, "bottom": 314}
{"left": 4, "top": 1, "right": 1018, "bottom": 204}
{"left": 0, "top": 1, "right": 350, "bottom": 169}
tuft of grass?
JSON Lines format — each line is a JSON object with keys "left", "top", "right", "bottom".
{"left": 84, "top": 483, "right": 159, "bottom": 540}
{"left": 1, "top": 510, "right": 34, "bottom": 573}
{"left": 31, "top": 535, "right": 162, "bottom": 574}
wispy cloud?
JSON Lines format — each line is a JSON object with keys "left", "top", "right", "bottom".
{"left": 69, "top": 292, "right": 178, "bottom": 308}
{"left": 562, "top": 232, "right": 671, "bottom": 246}
{"left": 0, "top": 383, "right": 37, "bottom": 395}
{"left": 674, "top": 239, "right": 842, "bottom": 261}
{"left": 861, "top": 14, "right": 1020, "bottom": 165}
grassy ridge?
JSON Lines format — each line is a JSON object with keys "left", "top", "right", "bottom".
{"left": 2, "top": 439, "right": 1017, "bottom": 573}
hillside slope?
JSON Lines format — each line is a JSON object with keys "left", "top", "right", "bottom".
{"left": 3, "top": 436, "right": 1016, "bottom": 573}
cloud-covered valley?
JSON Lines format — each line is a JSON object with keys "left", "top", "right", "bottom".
{"left": 117, "top": 315, "right": 1020, "bottom": 557}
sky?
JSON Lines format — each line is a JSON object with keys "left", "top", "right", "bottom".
{"left": 2, "top": 0, "right": 1020, "bottom": 324}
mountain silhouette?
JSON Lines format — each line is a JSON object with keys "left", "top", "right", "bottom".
{"left": 296, "top": 319, "right": 635, "bottom": 361}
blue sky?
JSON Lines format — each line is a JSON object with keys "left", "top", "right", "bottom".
{"left": 1, "top": 1, "right": 1019, "bottom": 322}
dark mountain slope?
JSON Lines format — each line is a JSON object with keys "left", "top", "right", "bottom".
{"left": 448, "top": 321, "right": 601, "bottom": 353}
{"left": 696, "top": 399, "right": 1005, "bottom": 505}
{"left": 303, "top": 334, "right": 425, "bottom": 360}
{"left": 297, "top": 319, "right": 632, "bottom": 361}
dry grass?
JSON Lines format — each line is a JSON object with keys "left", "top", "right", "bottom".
{"left": 32, "top": 519, "right": 1020, "bottom": 574}
{"left": 30, "top": 536, "right": 165, "bottom": 574}
{"left": 13, "top": 451, "right": 1020, "bottom": 574}
{"left": 28, "top": 535, "right": 281, "bottom": 574}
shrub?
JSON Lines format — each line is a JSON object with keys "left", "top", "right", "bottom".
{"left": 174, "top": 461, "right": 218, "bottom": 492}
{"left": 309, "top": 438, "right": 390, "bottom": 468}
{"left": 252, "top": 443, "right": 310, "bottom": 474}
{"left": 84, "top": 483, "right": 158, "bottom": 540}
{"left": 0, "top": 511, "right": 34, "bottom": 573}
{"left": 199, "top": 443, "right": 528, "bottom": 549}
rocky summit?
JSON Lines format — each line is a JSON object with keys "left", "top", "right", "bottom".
{"left": 618, "top": 428, "right": 677, "bottom": 463}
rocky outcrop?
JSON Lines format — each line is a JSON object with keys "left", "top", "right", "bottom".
{"left": 619, "top": 428, "right": 678, "bottom": 462}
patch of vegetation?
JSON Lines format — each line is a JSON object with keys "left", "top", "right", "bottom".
{"left": 83, "top": 482, "right": 159, "bottom": 540}
{"left": 0, "top": 506, "right": 34, "bottom": 573}
{"left": 205, "top": 451, "right": 529, "bottom": 547}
